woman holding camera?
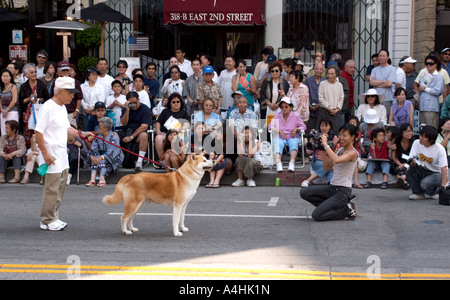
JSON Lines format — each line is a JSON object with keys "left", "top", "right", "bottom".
{"left": 391, "top": 123, "right": 414, "bottom": 189}
{"left": 300, "top": 123, "right": 358, "bottom": 221}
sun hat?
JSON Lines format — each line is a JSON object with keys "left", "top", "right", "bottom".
{"left": 54, "top": 77, "right": 79, "bottom": 93}
{"left": 364, "top": 108, "right": 380, "bottom": 124}
{"left": 358, "top": 88, "right": 385, "bottom": 104}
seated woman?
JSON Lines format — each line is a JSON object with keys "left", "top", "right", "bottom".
{"left": 86, "top": 117, "right": 123, "bottom": 187}
{"left": 0, "top": 120, "right": 26, "bottom": 183}
{"left": 300, "top": 123, "right": 359, "bottom": 221}
{"left": 231, "top": 126, "right": 262, "bottom": 187}
{"left": 355, "top": 88, "right": 387, "bottom": 125}
{"left": 206, "top": 131, "right": 226, "bottom": 188}
{"left": 391, "top": 123, "right": 414, "bottom": 189}
{"left": 162, "top": 129, "right": 186, "bottom": 172}
{"left": 155, "top": 93, "right": 189, "bottom": 166}
{"left": 192, "top": 98, "right": 222, "bottom": 133}
{"left": 268, "top": 97, "right": 306, "bottom": 173}
{"left": 21, "top": 133, "right": 40, "bottom": 184}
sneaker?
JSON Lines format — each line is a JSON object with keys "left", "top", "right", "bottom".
{"left": 409, "top": 194, "right": 425, "bottom": 200}
{"left": 347, "top": 202, "right": 357, "bottom": 220}
{"left": 425, "top": 194, "right": 439, "bottom": 199}
{"left": 56, "top": 219, "right": 67, "bottom": 228}
{"left": 301, "top": 180, "right": 309, "bottom": 188}
{"left": 135, "top": 161, "right": 143, "bottom": 172}
{"left": 276, "top": 162, "right": 283, "bottom": 172}
{"left": 246, "top": 179, "right": 256, "bottom": 187}
{"left": 40, "top": 221, "right": 65, "bottom": 231}
{"left": 288, "top": 162, "right": 295, "bottom": 172}
{"left": 66, "top": 174, "right": 72, "bottom": 186}
{"left": 231, "top": 178, "right": 245, "bottom": 187}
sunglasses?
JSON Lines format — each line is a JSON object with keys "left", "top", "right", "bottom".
{"left": 270, "top": 69, "right": 280, "bottom": 73}
{"left": 443, "top": 53, "right": 450, "bottom": 56}
{"left": 171, "top": 101, "right": 181, "bottom": 104}
{"left": 425, "top": 61, "right": 436, "bottom": 66}
{"left": 37, "top": 55, "right": 46, "bottom": 59}
{"left": 171, "top": 71, "right": 179, "bottom": 74}
{"left": 118, "top": 65, "right": 126, "bottom": 69}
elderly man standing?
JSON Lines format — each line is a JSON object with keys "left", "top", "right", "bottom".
{"left": 341, "top": 59, "right": 356, "bottom": 120}
{"left": 304, "top": 62, "right": 326, "bottom": 132}
{"left": 36, "top": 77, "right": 93, "bottom": 231}
{"left": 196, "top": 66, "right": 223, "bottom": 115}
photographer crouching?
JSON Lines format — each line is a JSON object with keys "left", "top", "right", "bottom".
{"left": 300, "top": 123, "right": 358, "bottom": 221}
{"left": 406, "top": 126, "right": 448, "bottom": 200}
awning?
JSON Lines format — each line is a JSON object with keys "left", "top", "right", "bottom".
{"left": 163, "top": 0, "right": 266, "bottom": 26}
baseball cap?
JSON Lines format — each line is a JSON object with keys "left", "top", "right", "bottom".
{"left": 58, "top": 61, "right": 70, "bottom": 71}
{"left": 231, "top": 90, "right": 243, "bottom": 98}
{"left": 279, "top": 96, "right": 293, "bottom": 107}
{"left": 86, "top": 67, "right": 101, "bottom": 75}
{"left": 202, "top": 65, "right": 214, "bottom": 74}
{"left": 94, "top": 101, "right": 106, "bottom": 109}
{"left": 55, "top": 77, "right": 79, "bottom": 93}
{"left": 441, "top": 47, "right": 450, "bottom": 53}
{"left": 266, "top": 54, "right": 277, "bottom": 64}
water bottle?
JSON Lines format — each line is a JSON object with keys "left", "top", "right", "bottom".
{"left": 37, "top": 156, "right": 56, "bottom": 176}
{"left": 275, "top": 177, "right": 280, "bottom": 187}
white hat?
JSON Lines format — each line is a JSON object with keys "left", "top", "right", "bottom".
{"left": 364, "top": 108, "right": 380, "bottom": 124}
{"left": 54, "top": 77, "right": 79, "bottom": 93}
{"left": 358, "top": 88, "right": 385, "bottom": 104}
{"left": 296, "top": 60, "right": 304, "bottom": 66}
{"left": 400, "top": 56, "right": 417, "bottom": 64}
{"left": 279, "top": 96, "right": 293, "bottom": 107}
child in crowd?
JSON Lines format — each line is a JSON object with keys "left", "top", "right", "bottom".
{"left": 162, "top": 129, "right": 185, "bottom": 172}
{"left": 386, "top": 126, "right": 398, "bottom": 156}
{"left": 359, "top": 108, "right": 384, "bottom": 158}
{"left": 20, "top": 134, "right": 40, "bottom": 184}
{"left": 86, "top": 101, "right": 107, "bottom": 134}
{"left": 105, "top": 80, "right": 127, "bottom": 131}
{"left": 363, "top": 127, "right": 391, "bottom": 189}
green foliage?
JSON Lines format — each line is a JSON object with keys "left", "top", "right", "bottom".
{"left": 76, "top": 23, "right": 101, "bottom": 49}
{"left": 78, "top": 56, "right": 98, "bottom": 75}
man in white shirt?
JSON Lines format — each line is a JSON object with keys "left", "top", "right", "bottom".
{"left": 218, "top": 56, "right": 237, "bottom": 112}
{"left": 396, "top": 56, "right": 417, "bottom": 90}
{"left": 35, "top": 77, "right": 94, "bottom": 231}
{"left": 35, "top": 49, "right": 48, "bottom": 78}
{"left": 176, "top": 47, "right": 193, "bottom": 77}
{"left": 96, "top": 58, "right": 115, "bottom": 98}
{"left": 406, "top": 125, "right": 448, "bottom": 200}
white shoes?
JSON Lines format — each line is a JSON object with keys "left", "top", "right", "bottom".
{"left": 288, "top": 162, "right": 295, "bottom": 172}
{"left": 40, "top": 220, "right": 67, "bottom": 231}
{"left": 246, "top": 179, "right": 256, "bottom": 187}
{"left": 231, "top": 178, "right": 245, "bottom": 187}
{"left": 301, "top": 180, "right": 310, "bottom": 188}
{"left": 66, "top": 174, "right": 72, "bottom": 186}
{"left": 409, "top": 193, "right": 439, "bottom": 200}
{"left": 276, "top": 162, "right": 283, "bottom": 172}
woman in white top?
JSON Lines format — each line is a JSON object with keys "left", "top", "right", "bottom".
{"left": 161, "top": 65, "right": 185, "bottom": 98}
{"left": 355, "top": 88, "right": 387, "bottom": 125}
{"left": 300, "top": 123, "right": 358, "bottom": 221}
{"left": 318, "top": 65, "right": 344, "bottom": 131}
{"left": 80, "top": 67, "right": 105, "bottom": 129}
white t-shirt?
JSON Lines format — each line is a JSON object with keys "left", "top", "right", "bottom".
{"left": 35, "top": 99, "right": 71, "bottom": 173}
{"left": 179, "top": 59, "right": 193, "bottom": 77}
{"left": 218, "top": 69, "right": 236, "bottom": 109}
{"left": 409, "top": 139, "right": 448, "bottom": 173}
{"left": 134, "top": 89, "right": 151, "bottom": 109}
{"left": 96, "top": 74, "right": 115, "bottom": 97}
{"left": 161, "top": 78, "right": 184, "bottom": 98}
{"left": 396, "top": 67, "right": 406, "bottom": 89}
{"left": 105, "top": 94, "right": 127, "bottom": 127}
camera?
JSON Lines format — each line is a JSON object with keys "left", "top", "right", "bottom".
{"left": 397, "top": 154, "right": 423, "bottom": 175}
{"left": 305, "top": 131, "right": 334, "bottom": 151}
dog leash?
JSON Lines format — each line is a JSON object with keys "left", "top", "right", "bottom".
{"left": 86, "top": 133, "right": 178, "bottom": 172}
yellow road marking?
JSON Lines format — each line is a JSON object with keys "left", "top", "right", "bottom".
{"left": 1, "top": 263, "right": 450, "bottom": 279}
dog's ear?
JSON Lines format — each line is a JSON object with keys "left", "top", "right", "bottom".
{"left": 190, "top": 153, "right": 196, "bottom": 160}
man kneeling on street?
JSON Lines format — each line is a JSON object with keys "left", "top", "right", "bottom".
{"left": 406, "top": 126, "right": 448, "bottom": 200}
{"left": 119, "top": 91, "right": 151, "bottom": 171}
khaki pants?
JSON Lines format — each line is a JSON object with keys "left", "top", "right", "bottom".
{"left": 40, "top": 169, "right": 69, "bottom": 225}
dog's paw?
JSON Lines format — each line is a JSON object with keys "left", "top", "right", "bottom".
{"left": 123, "top": 230, "right": 133, "bottom": 235}
{"left": 173, "top": 231, "right": 183, "bottom": 237}
{"left": 130, "top": 227, "right": 139, "bottom": 233}
{"left": 180, "top": 226, "right": 189, "bottom": 232}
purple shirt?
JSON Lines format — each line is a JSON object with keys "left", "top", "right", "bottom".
{"left": 269, "top": 111, "right": 307, "bottom": 139}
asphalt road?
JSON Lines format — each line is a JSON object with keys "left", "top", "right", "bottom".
{"left": 1, "top": 183, "right": 450, "bottom": 280}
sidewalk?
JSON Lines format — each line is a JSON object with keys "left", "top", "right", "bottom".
{"left": 14, "top": 158, "right": 400, "bottom": 187}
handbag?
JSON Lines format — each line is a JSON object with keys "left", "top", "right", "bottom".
{"left": 28, "top": 103, "right": 44, "bottom": 130}
{"left": 438, "top": 186, "right": 450, "bottom": 205}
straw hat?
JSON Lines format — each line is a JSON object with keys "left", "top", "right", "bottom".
{"left": 358, "top": 88, "right": 385, "bottom": 104}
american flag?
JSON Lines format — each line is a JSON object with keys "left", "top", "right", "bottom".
{"left": 128, "top": 37, "right": 149, "bottom": 51}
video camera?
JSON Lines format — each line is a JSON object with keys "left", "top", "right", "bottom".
{"left": 305, "top": 130, "right": 335, "bottom": 151}
{"left": 396, "top": 154, "right": 423, "bottom": 175}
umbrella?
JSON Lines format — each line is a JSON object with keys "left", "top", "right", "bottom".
{"left": 35, "top": 20, "right": 92, "bottom": 61}
{"left": 0, "top": 7, "right": 28, "bottom": 22}
{"left": 80, "top": 2, "right": 134, "bottom": 56}
{"left": 35, "top": 20, "right": 92, "bottom": 31}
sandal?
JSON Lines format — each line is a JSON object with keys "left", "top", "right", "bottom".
{"left": 380, "top": 182, "right": 388, "bottom": 189}
{"left": 354, "top": 184, "right": 363, "bottom": 189}
{"left": 97, "top": 182, "right": 106, "bottom": 187}
{"left": 403, "top": 182, "right": 410, "bottom": 190}
{"left": 362, "top": 182, "right": 372, "bottom": 189}
{"left": 212, "top": 184, "right": 220, "bottom": 188}
{"left": 205, "top": 184, "right": 213, "bottom": 188}
{"left": 85, "top": 181, "right": 96, "bottom": 187}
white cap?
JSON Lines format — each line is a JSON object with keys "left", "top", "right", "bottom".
{"left": 400, "top": 56, "right": 417, "bottom": 64}
{"left": 54, "top": 77, "right": 79, "bottom": 93}
{"left": 279, "top": 96, "right": 293, "bottom": 107}
{"left": 364, "top": 108, "right": 380, "bottom": 124}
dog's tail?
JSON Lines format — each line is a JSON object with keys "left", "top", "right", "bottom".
{"left": 102, "top": 175, "right": 132, "bottom": 205}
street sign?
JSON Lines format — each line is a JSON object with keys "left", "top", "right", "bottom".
{"left": 12, "top": 30, "right": 23, "bottom": 44}
{"left": 9, "top": 45, "right": 28, "bottom": 60}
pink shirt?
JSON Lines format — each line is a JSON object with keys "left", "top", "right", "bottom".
{"left": 269, "top": 111, "right": 306, "bottom": 139}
